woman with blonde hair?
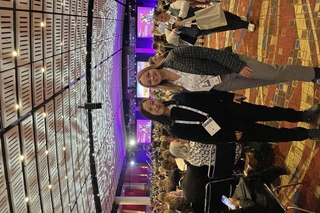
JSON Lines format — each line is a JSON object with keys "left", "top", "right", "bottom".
{"left": 169, "top": 139, "right": 190, "bottom": 159}
{"left": 158, "top": 192, "right": 177, "bottom": 207}
{"left": 156, "top": 177, "right": 175, "bottom": 192}
{"left": 168, "top": 139, "right": 261, "bottom": 176}
{"left": 138, "top": 46, "right": 320, "bottom": 92}
{"left": 161, "top": 150, "right": 178, "bottom": 172}
{"left": 153, "top": 203, "right": 169, "bottom": 212}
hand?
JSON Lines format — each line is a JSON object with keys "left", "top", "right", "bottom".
{"left": 176, "top": 17, "right": 182, "bottom": 22}
{"left": 228, "top": 198, "right": 241, "bottom": 208}
{"left": 239, "top": 66, "right": 252, "bottom": 78}
{"left": 173, "top": 21, "right": 182, "bottom": 28}
{"left": 172, "top": 27, "right": 179, "bottom": 33}
{"left": 235, "top": 131, "right": 242, "bottom": 140}
{"left": 233, "top": 94, "right": 246, "bottom": 104}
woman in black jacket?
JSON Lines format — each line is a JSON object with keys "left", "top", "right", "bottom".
{"left": 138, "top": 90, "right": 320, "bottom": 144}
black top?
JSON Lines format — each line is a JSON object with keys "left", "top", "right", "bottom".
{"left": 169, "top": 91, "right": 245, "bottom": 143}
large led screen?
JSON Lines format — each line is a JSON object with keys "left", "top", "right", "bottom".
{"left": 137, "top": 7, "right": 154, "bottom": 38}
{"left": 136, "top": 120, "right": 152, "bottom": 143}
{"left": 136, "top": 61, "right": 150, "bottom": 98}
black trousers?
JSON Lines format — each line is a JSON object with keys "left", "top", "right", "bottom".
{"left": 197, "top": 11, "right": 249, "bottom": 36}
{"left": 230, "top": 102, "right": 308, "bottom": 143}
{"left": 179, "top": 11, "right": 248, "bottom": 43}
{"left": 240, "top": 124, "right": 308, "bottom": 143}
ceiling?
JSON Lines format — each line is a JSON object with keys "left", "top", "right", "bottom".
{"left": 0, "top": 0, "right": 126, "bottom": 212}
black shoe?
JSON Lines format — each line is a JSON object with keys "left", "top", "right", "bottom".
{"left": 301, "top": 104, "right": 320, "bottom": 122}
{"left": 308, "top": 129, "right": 320, "bottom": 140}
{"left": 312, "top": 78, "right": 320, "bottom": 86}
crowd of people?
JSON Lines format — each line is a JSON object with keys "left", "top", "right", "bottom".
{"left": 142, "top": 0, "right": 320, "bottom": 212}
{"left": 146, "top": 94, "right": 298, "bottom": 213}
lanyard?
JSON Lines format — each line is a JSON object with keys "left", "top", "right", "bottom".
{"left": 174, "top": 105, "right": 209, "bottom": 125}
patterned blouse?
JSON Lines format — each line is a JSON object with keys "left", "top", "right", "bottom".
{"left": 188, "top": 141, "right": 242, "bottom": 167}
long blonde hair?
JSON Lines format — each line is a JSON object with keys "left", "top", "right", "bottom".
{"left": 169, "top": 141, "right": 190, "bottom": 160}
{"left": 156, "top": 177, "right": 174, "bottom": 192}
{"left": 137, "top": 63, "right": 184, "bottom": 92}
{"left": 158, "top": 192, "right": 176, "bottom": 206}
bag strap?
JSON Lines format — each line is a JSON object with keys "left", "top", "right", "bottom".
{"left": 179, "top": 16, "right": 197, "bottom": 27}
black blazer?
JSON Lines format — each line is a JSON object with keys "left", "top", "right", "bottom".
{"left": 162, "top": 46, "right": 246, "bottom": 76}
{"left": 169, "top": 91, "right": 249, "bottom": 144}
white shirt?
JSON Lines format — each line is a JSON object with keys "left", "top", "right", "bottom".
{"left": 169, "top": 1, "right": 190, "bottom": 18}
{"left": 164, "top": 15, "right": 180, "bottom": 46}
{"left": 165, "top": 28, "right": 180, "bottom": 46}
{"left": 175, "top": 158, "right": 187, "bottom": 171}
{"left": 165, "top": 67, "right": 220, "bottom": 92}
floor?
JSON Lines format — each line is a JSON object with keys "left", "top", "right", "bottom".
{"left": 0, "top": 0, "right": 126, "bottom": 212}
{"left": 205, "top": 0, "right": 320, "bottom": 211}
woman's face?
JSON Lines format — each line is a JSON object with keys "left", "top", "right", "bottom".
{"left": 142, "top": 99, "right": 166, "bottom": 116}
{"left": 139, "top": 68, "right": 162, "bottom": 86}
{"left": 158, "top": 12, "right": 170, "bottom": 22}
{"left": 151, "top": 54, "right": 163, "bottom": 65}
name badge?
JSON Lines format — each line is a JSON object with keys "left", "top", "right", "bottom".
{"left": 202, "top": 117, "right": 221, "bottom": 136}
{"left": 200, "top": 76, "right": 222, "bottom": 91}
